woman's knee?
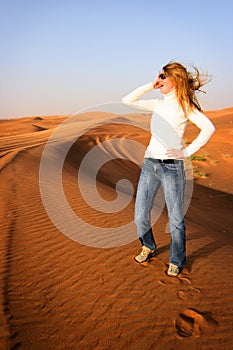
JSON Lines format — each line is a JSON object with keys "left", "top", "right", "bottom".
{"left": 134, "top": 213, "right": 150, "bottom": 230}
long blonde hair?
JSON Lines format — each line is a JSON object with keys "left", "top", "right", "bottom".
{"left": 163, "top": 61, "right": 211, "bottom": 116}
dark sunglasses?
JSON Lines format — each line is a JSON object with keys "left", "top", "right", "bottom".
{"left": 158, "top": 73, "right": 167, "bottom": 80}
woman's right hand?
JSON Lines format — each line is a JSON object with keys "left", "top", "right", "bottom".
{"left": 153, "top": 79, "right": 161, "bottom": 89}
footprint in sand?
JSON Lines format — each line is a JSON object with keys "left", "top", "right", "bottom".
{"left": 158, "top": 273, "right": 191, "bottom": 286}
{"left": 158, "top": 278, "right": 180, "bottom": 286}
{"left": 175, "top": 308, "right": 218, "bottom": 338}
{"left": 158, "top": 272, "right": 202, "bottom": 302}
{"left": 177, "top": 287, "right": 201, "bottom": 301}
{"left": 179, "top": 276, "right": 191, "bottom": 285}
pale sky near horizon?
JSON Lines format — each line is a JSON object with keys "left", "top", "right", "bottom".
{"left": 1, "top": 0, "right": 233, "bottom": 118}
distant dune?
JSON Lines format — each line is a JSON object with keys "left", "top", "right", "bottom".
{"left": 0, "top": 107, "right": 232, "bottom": 349}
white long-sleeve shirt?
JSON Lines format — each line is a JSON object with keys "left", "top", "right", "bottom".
{"left": 122, "top": 82, "right": 215, "bottom": 159}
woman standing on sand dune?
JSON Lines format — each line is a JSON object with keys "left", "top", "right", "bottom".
{"left": 122, "top": 61, "right": 215, "bottom": 276}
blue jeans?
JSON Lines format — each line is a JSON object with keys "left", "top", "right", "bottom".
{"left": 134, "top": 158, "right": 186, "bottom": 268}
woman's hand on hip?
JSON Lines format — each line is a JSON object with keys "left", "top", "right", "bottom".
{"left": 166, "top": 149, "right": 185, "bottom": 159}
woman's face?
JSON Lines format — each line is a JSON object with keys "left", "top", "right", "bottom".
{"left": 157, "top": 71, "right": 176, "bottom": 94}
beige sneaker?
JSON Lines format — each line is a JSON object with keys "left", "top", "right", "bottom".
{"left": 167, "top": 263, "right": 179, "bottom": 277}
{"left": 134, "top": 246, "right": 156, "bottom": 263}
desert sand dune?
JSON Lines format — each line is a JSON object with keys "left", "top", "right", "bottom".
{"left": 0, "top": 108, "right": 232, "bottom": 349}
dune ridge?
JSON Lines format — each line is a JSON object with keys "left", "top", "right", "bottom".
{"left": 0, "top": 107, "right": 233, "bottom": 349}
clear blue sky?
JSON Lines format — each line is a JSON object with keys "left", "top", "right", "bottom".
{"left": 1, "top": 0, "right": 233, "bottom": 118}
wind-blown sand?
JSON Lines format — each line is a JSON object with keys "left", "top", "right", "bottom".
{"left": 0, "top": 107, "right": 232, "bottom": 349}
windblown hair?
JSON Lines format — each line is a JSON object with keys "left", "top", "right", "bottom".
{"left": 163, "top": 61, "right": 211, "bottom": 117}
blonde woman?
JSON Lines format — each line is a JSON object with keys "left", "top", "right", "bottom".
{"left": 122, "top": 61, "right": 215, "bottom": 276}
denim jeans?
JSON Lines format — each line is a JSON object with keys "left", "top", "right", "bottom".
{"left": 134, "top": 157, "right": 186, "bottom": 268}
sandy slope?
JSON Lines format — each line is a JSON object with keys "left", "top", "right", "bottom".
{"left": 0, "top": 108, "right": 233, "bottom": 349}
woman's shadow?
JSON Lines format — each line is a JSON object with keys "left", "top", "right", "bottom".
{"left": 185, "top": 239, "right": 225, "bottom": 273}
{"left": 155, "top": 233, "right": 225, "bottom": 273}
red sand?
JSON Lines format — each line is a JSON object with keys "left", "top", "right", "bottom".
{"left": 0, "top": 108, "right": 233, "bottom": 349}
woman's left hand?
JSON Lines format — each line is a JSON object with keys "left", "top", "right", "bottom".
{"left": 166, "top": 149, "right": 185, "bottom": 159}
